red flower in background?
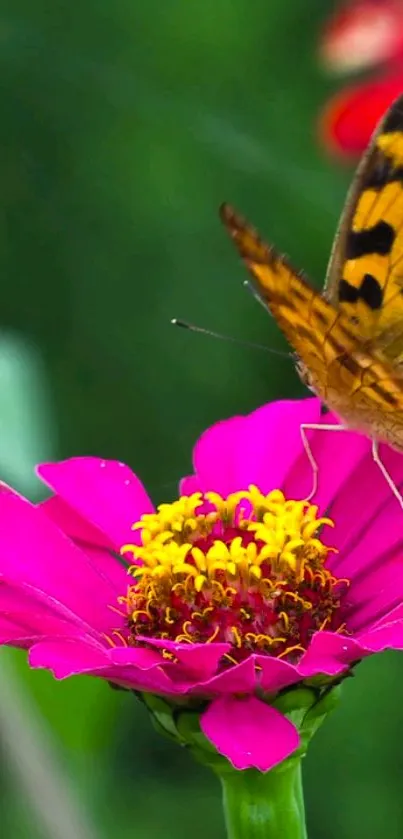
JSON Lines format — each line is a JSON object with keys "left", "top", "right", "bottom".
{"left": 320, "top": 0, "right": 403, "bottom": 72}
{"left": 319, "top": 0, "right": 403, "bottom": 158}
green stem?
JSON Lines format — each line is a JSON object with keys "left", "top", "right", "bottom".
{"left": 218, "top": 759, "right": 307, "bottom": 839}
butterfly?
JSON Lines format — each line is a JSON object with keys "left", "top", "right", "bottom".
{"left": 220, "top": 94, "right": 403, "bottom": 507}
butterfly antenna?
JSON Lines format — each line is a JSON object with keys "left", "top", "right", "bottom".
{"left": 171, "top": 318, "right": 291, "bottom": 359}
{"left": 242, "top": 279, "right": 272, "bottom": 312}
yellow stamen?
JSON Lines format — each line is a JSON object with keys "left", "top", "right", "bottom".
{"left": 118, "top": 486, "right": 347, "bottom": 668}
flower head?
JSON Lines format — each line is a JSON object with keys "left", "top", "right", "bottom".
{"left": 122, "top": 489, "right": 344, "bottom": 664}
{"left": 2, "top": 397, "right": 403, "bottom": 771}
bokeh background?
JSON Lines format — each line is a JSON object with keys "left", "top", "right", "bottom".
{"left": 1, "top": 1, "right": 403, "bottom": 837}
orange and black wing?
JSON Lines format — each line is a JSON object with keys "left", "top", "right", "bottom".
{"left": 219, "top": 203, "right": 361, "bottom": 385}
{"left": 325, "top": 94, "right": 403, "bottom": 360}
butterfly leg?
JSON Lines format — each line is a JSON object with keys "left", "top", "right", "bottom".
{"left": 300, "top": 423, "right": 348, "bottom": 502}
{"left": 371, "top": 439, "right": 403, "bottom": 509}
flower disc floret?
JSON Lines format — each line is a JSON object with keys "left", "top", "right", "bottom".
{"left": 120, "top": 487, "right": 349, "bottom": 665}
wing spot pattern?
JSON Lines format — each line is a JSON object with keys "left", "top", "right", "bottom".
{"left": 346, "top": 221, "right": 395, "bottom": 259}
{"left": 338, "top": 274, "right": 383, "bottom": 310}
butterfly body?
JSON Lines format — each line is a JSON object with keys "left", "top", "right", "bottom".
{"left": 220, "top": 95, "right": 403, "bottom": 454}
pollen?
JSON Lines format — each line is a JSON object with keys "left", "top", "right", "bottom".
{"left": 118, "top": 487, "right": 349, "bottom": 666}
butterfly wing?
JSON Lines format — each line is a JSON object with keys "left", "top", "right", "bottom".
{"left": 220, "top": 203, "right": 403, "bottom": 443}
{"left": 325, "top": 93, "right": 403, "bottom": 361}
{"left": 219, "top": 203, "right": 361, "bottom": 390}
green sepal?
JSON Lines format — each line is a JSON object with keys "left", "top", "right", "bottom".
{"left": 140, "top": 692, "right": 180, "bottom": 742}
{"left": 175, "top": 708, "right": 231, "bottom": 770}
{"left": 272, "top": 682, "right": 342, "bottom": 757}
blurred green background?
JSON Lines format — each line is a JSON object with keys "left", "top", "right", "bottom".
{"left": 1, "top": 1, "right": 402, "bottom": 837}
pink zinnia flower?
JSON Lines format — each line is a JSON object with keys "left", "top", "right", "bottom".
{"left": 2, "top": 397, "right": 403, "bottom": 772}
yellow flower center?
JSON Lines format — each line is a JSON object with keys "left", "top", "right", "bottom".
{"left": 118, "top": 487, "right": 349, "bottom": 665}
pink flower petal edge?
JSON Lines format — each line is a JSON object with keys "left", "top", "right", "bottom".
{"left": 37, "top": 457, "right": 154, "bottom": 552}
{"left": 200, "top": 695, "right": 300, "bottom": 771}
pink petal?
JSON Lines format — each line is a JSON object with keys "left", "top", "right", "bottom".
{"left": 192, "top": 416, "right": 246, "bottom": 496}
{"left": 0, "top": 581, "right": 86, "bottom": 645}
{"left": 0, "top": 485, "right": 123, "bottom": 632}
{"left": 29, "top": 638, "right": 111, "bottom": 678}
{"left": 77, "top": 545, "right": 130, "bottom": 595}
{"left": 329, "top": 443, "right": 403, "bottom": 558}
{"left": 200, "top": 695, "right": 299, "bottom": 771}
{"left": 195, "top": 656, "right": 257, "bottom": 695}
{"left": 0, "top": 576, "right": 121, "bottom": 639}
{"left": 39, "top": 497, "right": 129, "bottom": 595}
{"left": 0, "top": 617, "right": 40, "bottom": 645}
{"left": 109, "top": 646, "right": 167, "bottom": 669}
{"left": 0, "top": 579, "right": 62, "bottom": 615}
{"left": 334, "top": 487, "right": 403, "bottom": 630}
{"left": 257, "top": 655, "right": 300, "bottom": 692}
{"left": 41, "top": 498, "right": 129, "bottom": 594}
{"left": 179, "top": 475, "right": 201, "bottom": 495}
{"left": 298, "top": 631, "right": 365, "bottom": 678}
{"left": 358, "top": 620, "right": 403, "bottom": 652}
{"left": 231, "top": 399, "right": 322, "bottom": 494}
{"left": 136, "top": 637, "right": 229, "bottom": 680}
{"left": 0, "top": 610, "right": 85, "bottom": 645}
{"left": 96, "top": 663, "right": 186, "bottom": 695}
{"left": 345, "top": 550, "right": 403, "bottom": 631}
{"left": 374, "top": 602, "right": 403, "bottom": 626}
{"left": 311, "top": 423, "right": 369, "bottom": 515}
{"left": 37, "top": 457, "right": 154, "bottom": 553}
{"left": 28, "top": 638, "right": 183, "bottom": 695}
{"left": 40, "top": 496, "right": 111, "bottom": 550}
{"left": 283, "top": 411, "right": 369, "bottom": 509}
{"left": 193, "top": 399, "right": 321, "bottom": 497}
